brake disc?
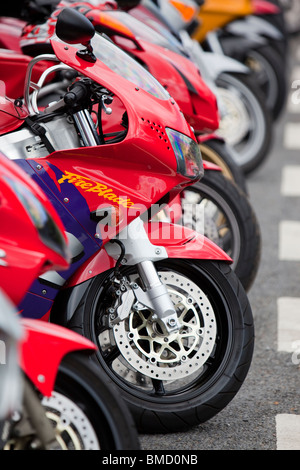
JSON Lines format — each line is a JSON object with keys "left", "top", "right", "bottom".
{"left": 113, "top": 271, "right": 217, "bottom": 381}
{"left": 41, "top": 392, "right": 100, "bottom": 450}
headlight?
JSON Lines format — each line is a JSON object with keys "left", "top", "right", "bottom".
{"left": 4, "top": 177, "right": 69, "bottom": 259}
{"left": 165, "top": 128, "right": 203, "bottom": 179}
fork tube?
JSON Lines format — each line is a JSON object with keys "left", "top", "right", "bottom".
{"left": 73, "top": 109, "right": 100, "bottom": 146}
{"left": 137, "top": 260, "right": 180, "bottom": 334}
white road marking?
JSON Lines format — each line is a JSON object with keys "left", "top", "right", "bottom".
{"left": 287, "top": 98, "right": 300, "bottom": 114}
{"left": 287, "top": 66, "right": 300, "bottom": 113}
{"left": 276, "top": 58, "right": 300, "bottom": 453}
{"left": 281, "top": 165, "right": 300, "bottom": 196}
{"left": 287, "top": 100, "right": 300, "bottom": 114}
{"left": 291, "top": 66, "right": 300, "bottom": 79}
{"left": 277, "top": 297, "right": 300, "bottom": 352}
{"left": 276, "top": 414, "right": 300, "bottom": 450}
{"left": 283, "top": 123, "right": 300, "bottom": 149}
{"left": 279, "top": 220, "right": 300, "bottom": 260}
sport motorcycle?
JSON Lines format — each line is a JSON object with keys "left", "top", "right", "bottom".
{"left": 0, "top": 152, "right": 140, "bottom": 449}
{"left": 5, "top": 0, "right": 262, "bottom": 291}
{"left": 0, "top": 8, "right": 254, "bottom": 433}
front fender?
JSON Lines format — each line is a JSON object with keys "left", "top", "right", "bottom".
{"left": 65, "top": 222, "right": 232, "bottom": 288}
{"left": 218, "top": 35, "right": 266, "bottom": 62}
{"left": 20, "top": 319, "right": 96, "bottom": 396}
{"left": 225, "top": 15, "right": 284, "bottom": 41}
{"left": 203, "top": 159, "right": 222, "bottom": 171}
{"left": 146, "top": 222, "right": 232, "bottom": 262}
{"left": 197, "top": 133, "right": 224, "bottom": 144}
{"left": 49, "top": 222, "right": 232, "bottom": 332}
{"left": 200, "top": 51, "right": 249, "bottom": 82}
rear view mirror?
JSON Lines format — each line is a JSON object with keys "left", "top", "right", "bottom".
{"left": 56, "top": 7, "right": 96, "bottom": 62}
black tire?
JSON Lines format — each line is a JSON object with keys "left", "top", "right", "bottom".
{"left": 41, "top": 353, "right": 140, "bottom": 449}
{"left": 243, "top": 44, "right": 288, "bottom": 120}
{"left": 181, "top": 169, "right": 261, "bottom": 291}
{"left": 215, "top": 72, "right": 273, "bottom": 174}
{"left": 55, "top": 259, "right": 254, "bottom": 433}
{"left": 199, "top": 138, "right": 248, "bottom": 195}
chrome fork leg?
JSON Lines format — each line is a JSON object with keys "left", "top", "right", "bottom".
{"left": 137, "top": 260, "right": 180, "bottom": 334}
{"left": 105, "top": 217, "right": 180, "bottom": 334}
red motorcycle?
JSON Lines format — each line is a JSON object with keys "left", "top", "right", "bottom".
{"left": 0, "top": 153, "right": 140, "bottom": 449}
{"left": 0, "top": 8, "right": 254, "bottom": 433}
{"left": 78, "top": 3, "right": 261, "bottom": 290}
{"left": 0, "top": 1, "right": 261, "bottom": 291}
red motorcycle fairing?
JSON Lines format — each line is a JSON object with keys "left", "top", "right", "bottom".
{"left": 20, "top": 37, "right": 200, "bottom": 238}
{"left": 20, "top": 318, "right": 97, "bottom": 396}
{"left": 77, "top": 7, "right": 219, "bottom": 133}
{"left": 0, "top": 154, "right": 69, "bottom": 305}
{"left": 113, "top": 34, "right": 220, "bottom": 133}
{"left": 197, "top": 132, "right": 221, "bottom": 143}
{"left": 51, "top": 36, "right": 194, "bottom": 140}
{"left": 65, "top": 221, "right": 232, "bottom": 287}
{"left": 202, "top": 158, "right": 222, "bottom": 172}
{"left": 27, "top": 142, "right": 198, "bottom": 257}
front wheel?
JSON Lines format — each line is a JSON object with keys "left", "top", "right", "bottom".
{"left": 243, "top": 45, "right": 287, "bottom": 121}
{"left": 181, "top": 169, "right": 261, "bottom": 291}
{"left": 199, "top": 138, "right": 248, "bottom": 195}
{"left": 59, "top": 259, "right": 254, "bottom": 433}
{"left": 42, "top": 353, "right": 140, "bottom": 450}
{"left": 215, "top": 72, "right": 273, "bottom": 174}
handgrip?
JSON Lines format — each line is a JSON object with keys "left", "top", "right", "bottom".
{"left": 64, "top": 83, "right": 88, "bottom": 106}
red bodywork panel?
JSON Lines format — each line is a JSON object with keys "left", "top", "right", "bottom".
{"left": 83, "top": 7, "right": 219, "bottom": 134}
{"left": 0, "top": 154, "right": 95, "bottom": 398}
{"left": 0, "top": 80, "right": 28, "bottom": 134}
{"left": 66, "top": 221, "right": 232, "bottom": 287}
{"left": 113, "top": 36, "right": 220, "bottom": 133}
{"left": 20, "top": 319, "right": 96, "bottom": 396}
{"left": 0, "top": 154, "right": 69, "bottom": 305}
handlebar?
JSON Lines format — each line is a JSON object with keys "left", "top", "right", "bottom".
{"left": 64, "top": 82, "right": 88, "bottom": 106}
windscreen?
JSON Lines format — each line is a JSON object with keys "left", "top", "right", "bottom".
{"left": 90, "top": 32, "right": 171, "bottom": 100}
{"left": 104, "top": 10, "right": 186, "bottom": 55}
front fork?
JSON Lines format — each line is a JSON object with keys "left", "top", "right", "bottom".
{"left": 105, "top": 217, "right": 181, "bottom": 334}
{"left": 1, "top": 377, "right": 59, "bottom": 450}
{"left": 54, "top": 94, "right": 180, "bottom": 335}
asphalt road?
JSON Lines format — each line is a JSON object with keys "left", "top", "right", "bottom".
{"left": 138, "top": 34, "right": 300, "bottom": 452}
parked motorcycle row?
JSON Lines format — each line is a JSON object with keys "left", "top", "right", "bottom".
{"left": 0, "top": 0, "right": 291, "bottom": 450}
